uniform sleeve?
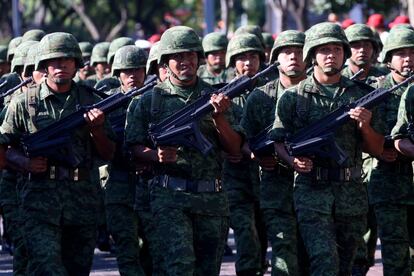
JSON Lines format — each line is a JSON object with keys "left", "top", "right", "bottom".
{"left": 268, "top": 89, "right": 297, "bottom": 142}
{"left": 0, "top": 96, "right": 26, "bottom": 145}
{"left": 391, "top": 87, "right": 411, "bottom": 139}
{"left": 125, "top": 94, "right": 151, "bottom": 146}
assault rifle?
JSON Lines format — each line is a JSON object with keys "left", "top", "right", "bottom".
{"left": 285, "top": 74, "right": 414, "bottom": 165}
{"left": 0, "top": 79, "right": 8, "bottom": 90}
{"left": 0, "top": 77, "right": 33, "bottom": 102}
{"left": 148, "top": 62, "right": 279, "bottom": 155}
{"left": 21, "top": 75, "right": 157, "bottom": 166}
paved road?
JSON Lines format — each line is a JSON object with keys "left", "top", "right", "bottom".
{"left": 0, "top": 233, "right": 385, "bottom": 275}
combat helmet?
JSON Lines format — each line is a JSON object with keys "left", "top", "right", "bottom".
{"left": 157, "top": 26, "right": 204, "bottom": 64}
{"left": 11, "top": 41, "right": 38, "bottom": 73}
{"left": 23, "top": 42, "right": 39, "bottom": 77}
{"left": 21, "top": 29, "right": 46, "bottom": 43}
{"left": 107, "top": 37, "right": 134, "bottom": 65}
{"left": 146, "top": 42, "right": 160, "bottom": 75}
{"left": 112, "top": 45, "right": 148, "bottom": 76}
{"left": 234, "top": 25, "right": 266, "bottom": 49}
{"left": 7, "top": 37, "right": 22, "bottom": 62}
{"left": 303, "top": 22, "right": 351, "bottom": 63}
{"left": 90, "top": 42, "right": 110, "bottom": 66}
{"left": 226, "top": 33, "right": 265, "bottom": 68}
{"left": 35, "top": 32, "right": 83, "bottom": 70}
{"left": 380, "top": 28, "right": 414, "bottom": 63}
{"left": 345, "top": 24, "right": 379, "bottom": 53}
{"left": 79, "top": 42, "right": 93, "bottom": 59}
{"left": 202, "top": 32, "right": 228, "bottom": 54}
{"left": 269, "top": 30, "right": 305, "bottom": 64}
{"left": 0, "top": 46, "right": 8, "bottom": 63}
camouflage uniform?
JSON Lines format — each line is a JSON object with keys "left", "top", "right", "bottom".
{"left": 105, "top": 45, "right": 147, "bottom": 276}
{"left": 240, "top": 30, "right": 306, "bottom": 276}
{"left": 0, "top": 40, "right": 37, "bottom": 275}
{"left": 95, "top": 37, "right": 134, "bottom": 93}
{"left": 197, "top": 32, "right": 229, "bottom": 85}
{"left": 0, "top": 32, "right": 115, "bottom": 275}
{"left": 223, "top": 33, "right": 268, "bottom": 276}
{"left": 270, "top": 23, "right": 381, "bottom": 275}
{"left": 125, "top": 26, "right": 239, "bottom": 276}
{"left": 370, "top": 29, "right": 414, "bottom": 276}
{"left": 342, "top": 23, "right": 386, "bottom": 273}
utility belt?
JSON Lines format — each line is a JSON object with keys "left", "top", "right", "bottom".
{"left": 28, "top": 166, "right": 91, "bottom": 182}
{"left": 154, "top": 175, "right": 223, "bottom": 193}
{"left": 305, "top": 166, "right": 362, "bottom": 182}
{"left": 377, "top": 160, "right": 413, "bottom": 175}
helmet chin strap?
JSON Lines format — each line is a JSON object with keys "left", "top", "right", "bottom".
{"left": 313, "top": 59, "right": 343, "bottom": 76}
{"left": 387, "top": 63, "right": 413, "bottom": 78}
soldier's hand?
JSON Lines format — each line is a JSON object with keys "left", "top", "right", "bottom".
{"left": 224, "top": 152, "right": 243, "bottom": 163}
{"left": 157, "top": 146, "right": 178, "bottom": 163}
{"left": 348, "top": 107, "right": 372, "bottom": 129}
{"left": 25, "top": 157, "right": 48, "bottom": 173}
{"left": 251, "top": 152, "right": 277, "bottom": 170}
{"left": 210, "top": 93, "right": 231, "bottom": 117}
{"left": 379, "top": 148, "right": 398, "bottom": 162}
{"left": 291, "top": 156, "right": 313, "bottom": 173}
{"left": 84, "top": 108, "right": 105, "bottom": 130}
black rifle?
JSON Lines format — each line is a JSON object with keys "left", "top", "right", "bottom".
{"left": 149, "top": 62, "right": 279, "bottom": 155}
{"left": 285, "top": 74, "right": 414, "bottom": 165}
{"left": 21, "top": 75, "right": 157, "bottom": 166}
{"left": 0, "top": 79, "right": 8, "bottom": 90}
{"left": 0, "top": 77, "right": 33, "bottom": 102}
{"left": 249, "top": 68, "right": 367, "bottom": 157}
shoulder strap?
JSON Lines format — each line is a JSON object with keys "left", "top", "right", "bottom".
{"left": 150, "top": 87, "right": 163, "bottom": 121}
{"left": 25, "top": 85, "right": 41, "bottom": 132}
{"left": 296, "top": 79, "right": 311, "bottom": 121}
{"left": 264, "top": 80, "right": 277, "bottom": 99}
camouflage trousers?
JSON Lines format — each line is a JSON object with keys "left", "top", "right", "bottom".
{"left": 224, "top": 161, "right": 267, "bottom": 275}
{"left": 106, "top": 203, "right": 145, "bottom": 276}
{"left": 294, "top": 181, "right": 367, "bottom": 276}
{"left": 2, "top": 204, "right": 27, "bottom": 276}
{"left": 374, "top": 203, "right": 414, "bottom": 276}
{"left": 23, "top": 221, "right": 97, "bottom": 276}
{"left": 149, "top": 184, "right": 229, "bottom": 276}
{"left": 262, "top": 208, "right": 299, "bottom": 276}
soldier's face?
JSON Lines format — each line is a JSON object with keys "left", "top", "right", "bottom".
{"left": 234, "top": 51, "right": 260, "bottom": 77}
{"left": 119, "top": 68, "right": 145, "bottom": 90}
{"left": 157, "top": 64, "right": 168, "bottom": 82}
{"left": 389, "top": 47, "right": 414, "bottom": 77}
{"left": 350, "top": 40, "right": 374, "bottom": 66}
{"left": 95, "top": 62, "right": 110, "bottom": 76}
{"left": 206, "top": 50, "right": 226, "bottom": 70}
{"left": 45, "top": 57, "right": 77, "bottom": 85}
{"left": 277, "top": 46, "right": 306, "bottom": 77}
{"left": 167, "top": 51, "right": 198, "bottom": 83}
{"left": 314, "top": 43, "right": 344, "bottom": 75}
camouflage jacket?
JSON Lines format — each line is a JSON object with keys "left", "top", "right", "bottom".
{"left": 197, "top": 64, "right": 229, "bottom": 85}
{"left": 125, "top": 77, "right": 243, "bottom": 181}
{"left": 341, "top": 65, "right": 385, "bottom": 84}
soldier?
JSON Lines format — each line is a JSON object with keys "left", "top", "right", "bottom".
{"left": 0, "top": 32, "right": 116, "bottom": 275}
{"left": 88, "top": 42, "right": 111, "bottom": 83}
{"left": 223, "top": 33, "right": 268, "bottom": 276}
{"left": 0, "top": 45, "right": 10, "bottom": 78}
{"left": 342, "top": 23, "right": 385, "bottom": 275}
{"left": 343, "top": 23, "right": 384, "bottom": 83}
{"left": 241, "top": 30, "right": 307, "bottom": 275}
{"left": 367, "top": 28, "right": 414, "bottom": 276}
{"left": 0, "top": 37, "right": 22, "bottom": 98}
{"left": 270, "top": 22, "right": 384, "bottom": 275}
{"left": 95, "top": 37, "right": 134, "bottom": 93}
{"left": 75, "top": 42, "right": 95, "bottom": 87}
{"left": 146, "top": 41, "right": 167, "bottom": 82}
{"left": 105, "top": 45, "right": 147, "bottom": 276}
{"left": 125, "top": 25, "right": 243, "bottom": 275}
{"left": 197, "top": 32, "right": 229, "bottom": 85}
{"left": 262, "top": 32, "right": 275, "bottom": 64}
